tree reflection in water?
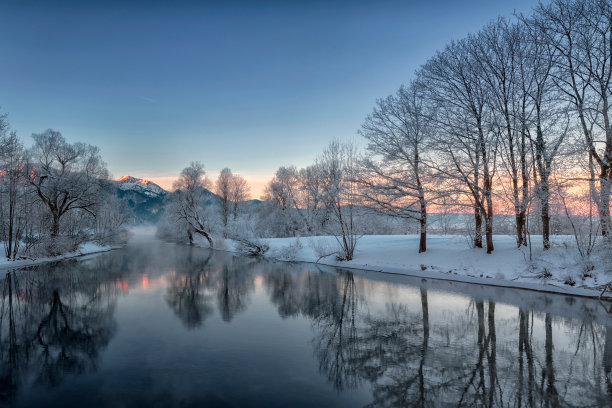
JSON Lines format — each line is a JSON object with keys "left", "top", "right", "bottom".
{"left": 166, "top": 249, "right": 254, "bottom": 328}
{"left": 0, "top": 256, "right": 121, "bottom": 403}
{"left": 165, "top": 250, "right": 214, "bottom": 328}
{"left": 216, "top": 257, "right": 253, "bottom": 322}
{"left": 258, "top": 263, "right": 612, "bottom": 407}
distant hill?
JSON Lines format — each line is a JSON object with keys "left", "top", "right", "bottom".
{"left": 115, "top": 176, "right": 168, "bottom": 223}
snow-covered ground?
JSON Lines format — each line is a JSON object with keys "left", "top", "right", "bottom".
{"left": 0, "top": 242, "right": 120, "bottom": 272}
{"left": 216, "top": 234, "right": 612, "bottom": 298}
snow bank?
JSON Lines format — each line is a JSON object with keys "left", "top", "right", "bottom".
{"left": 0, "top": 242, "right": 120, "bottom": 271}
{"left": 221, "top": 234, "right": 612, "bottom": 298}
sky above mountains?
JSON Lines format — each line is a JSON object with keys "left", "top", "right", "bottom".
{"left": 0, "top": 0, "right": 541, "bottom": 197}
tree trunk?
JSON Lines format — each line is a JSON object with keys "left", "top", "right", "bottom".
{"left": 474, "top": 206, "right": 483, "bottom": 248}
{"left": 195, "top": 230, "right": 214, "bottom": 248}
{"left": 50, "top": 214, "right": 60, "bottom": 237}
{"left": 516, "top": 212, "right": 526, "bottom": 249}
{"left": 599, "top": 177, "right": 612, "bottom": 242}
{"left": 484, "top": 176, "right": 494, "bottom": 254}
{"left": 419, "top": 200, "right": 427, "bottom": 253}
{"left": 541, "top": 183, "right": 551, "bottom": 250}
{"left": 485, "top": 215, "right": 494, "bottom": 254}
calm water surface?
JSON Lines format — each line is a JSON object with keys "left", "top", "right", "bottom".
{"left": 1, "top": 232, "right": 611, "bottom": 407}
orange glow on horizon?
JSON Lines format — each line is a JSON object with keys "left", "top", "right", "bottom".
{"left": 139, "top": 173, "right": 269, "bottom": 199}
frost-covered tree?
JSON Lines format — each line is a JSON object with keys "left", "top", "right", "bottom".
{"left": 0, "top": 118, "right": 32, "bottom": 259}
{"left": 93, "top": 184, "right": 131, "bottom": 244}
{"left": 28, "top": 130, "right": 108, "bottom": 243}
{"left": 533, "top": 0, "right": 612, "bottom": 242}
{"left": 261, "top": 166, "right": 304, "bottom": 237}
{"left": 420, "top": 37, "right": 498, "bottom": 253}
{"left": 216, "top": 168, "right": 233, "bottom": 229}
{"left": 471, "top": 19, "right": 533, "bottom": 248}
{"left": 318, "top": 140, "right": 360, "bottom": 261}
{"left": 299, "top": 164, "right": 330, "bottom": 233}
{"left": 230, "top": 173, "right": 249, "bottom": 220}
{"left": 515, "top": 13, "right": 570, "bottom": 250}
{"left": 170, "top": 161, "right": 214, "bottom": 247}
{"left": 215, "top": 168, "right": 251, "bottom": 227}
{"left": 359, "top": 83, "right": 432, "bottom": 253}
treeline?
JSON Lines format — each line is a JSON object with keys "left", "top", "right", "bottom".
{"left": 158, "top": 150, "right": 404, "bottom": 260}
{"left": 359, "top": 0, "right": 611, "bottom": 256}
{"left": 0, "top": 114, "right": 128, "bottom": 260}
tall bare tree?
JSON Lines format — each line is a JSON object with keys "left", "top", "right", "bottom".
{"left": 534, "top": 0, "right": 612, "bottom": 242}
{"left": 359, "top": 83, "right": 432, "bottom": 253}
{"left": 216, "top": 168, "right": 233, "bottom": 228}
{"left": 0, "top": 132, "right": 30, "bottom": 259}
{"left": 518, "top": 13, "right": 570, "bottom": 249}
{"left": 230, "top": 174, "right": 249, "bottom": 220}
{"left": 420, "top": 38, "right": 499, "bottom": 253}
{"left": 472, "top": 19, "right": 533, "bottom": 248}
{"left": 318, "top": 140, "right": 360, "bottom": 261}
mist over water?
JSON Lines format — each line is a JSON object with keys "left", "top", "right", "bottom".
{"left": 0, "top": 232, "right": 610, "bottom": 407}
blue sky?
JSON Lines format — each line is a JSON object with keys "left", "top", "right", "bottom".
{"left": 0, "top": 0, "right": 541, "bottom": 194}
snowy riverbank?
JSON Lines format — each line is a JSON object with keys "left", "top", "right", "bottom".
{"left": 0, "top": 242, "right": 121, "bottom": 272}
{"left": 215, "top": 234, "right": 612, "bottom": 298}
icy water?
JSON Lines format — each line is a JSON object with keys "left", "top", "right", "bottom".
{"left": 0, "top": 234, "right": 611, "bottom": 407}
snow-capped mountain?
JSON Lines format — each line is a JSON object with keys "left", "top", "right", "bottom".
{"left": 115, "top": 175, "right": 167, "bottom": 198}
{"left": 115, "top": 176, "right": 168, "bottom": 223}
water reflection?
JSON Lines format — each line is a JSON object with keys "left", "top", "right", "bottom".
{"left": 165, "top": 250, "right": 214, "bottom": 328}
{"left": 0, "top": 241, "right": 610, "bottom": 407}
{"left": 0, "top": 256, "right": 121, "bottom": 403}
{"left": 165, "top": 250, "right": 254, "bottom": 328}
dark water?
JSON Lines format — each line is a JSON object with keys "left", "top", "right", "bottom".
{"left": 0, "top": 233, "right": 611, "bottom": 407}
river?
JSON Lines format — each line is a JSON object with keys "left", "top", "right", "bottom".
{"left": 0, "top": 232, "right": 610, "bottom": 407}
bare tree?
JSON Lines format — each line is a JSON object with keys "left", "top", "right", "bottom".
{"left": 518, "top": 14, "right": 570, "bottom": 250}
{"left": 472, "top": 19, "right": 533, "bottom": 248}
{"left": 230, "top": 174, "right": 249, "bottom": 220}
{"left": 261, "top": 164, "right": 330, "bottom": 237}
{"left": 534, "top": 0, "right": 612, "bottom": 242}
{"left": 420, "top": 38, "right": 499, "bottom": 253}
{"left": 261, "top": 166, "right": 304, "bottom": 237}
{"left": 359, "top": 83, "right": 432, "bottom": 253}
{"left": 171, "top": 161, "right": 214, "bottom": 247}
{"left": 93, "top": 185, "right": 131, "bottom": 245}
{"left": 215, "top": 168, "right": 233, "bottom": 228}
{"left": 0, "top": 131, "right": 31, "bottom": 259}
{"left": 28, "top": 130, "right": 108, "bottom": 241}
{"left": 318, "top": 140, "right": 360, "bottom": 261}
{"left": 299, "top": 164, "right": 330, "bottom": 233}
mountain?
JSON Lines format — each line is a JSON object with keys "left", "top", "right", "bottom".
{"left": 115, "top": 176, "right": 168, "bottom": 223}
{"left": 116, "top": 175, "right": 166, "bottom": 198}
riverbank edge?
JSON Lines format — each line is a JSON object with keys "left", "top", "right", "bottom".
{"left": 0, "top": 243, "right": 124, "bottom": 272}
{"left": 211, "top": 236, "right": 612, "bottom": 301}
